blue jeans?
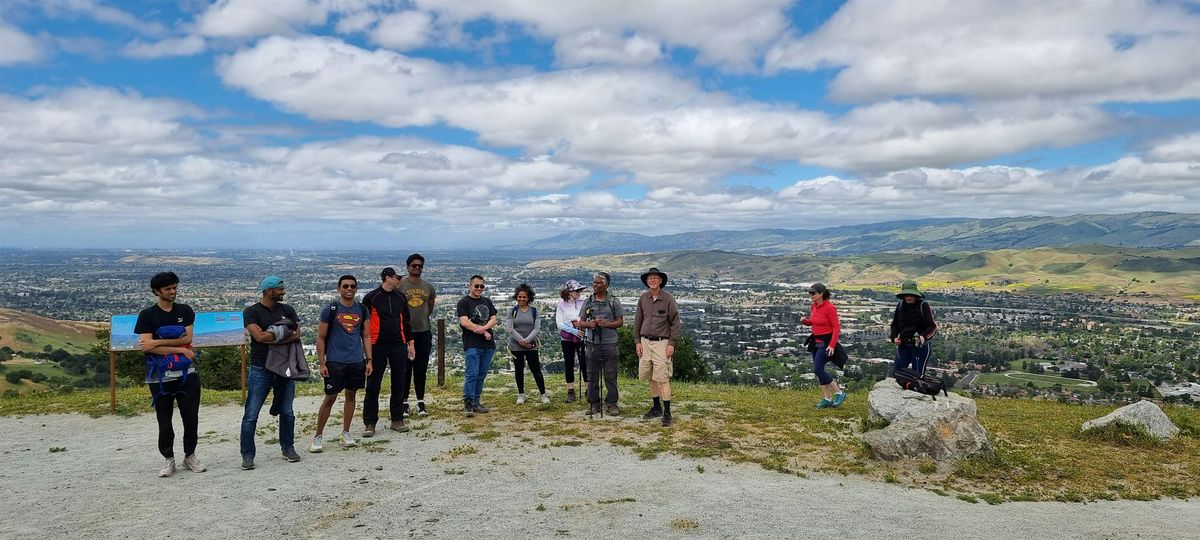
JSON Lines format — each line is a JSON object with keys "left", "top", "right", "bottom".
{"left": 240, "top": 365, "right": 295, "bottom": 458}
{"left": 811, "top": 342, "right": 834, "bottom": 385}
{"left": 893, "top": 342, "right": 931, "bottom": 375}
{"left": 463, "top": 348, "right": 495, "bottom": 403}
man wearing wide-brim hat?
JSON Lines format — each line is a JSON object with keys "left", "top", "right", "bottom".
{"left": 889, "top": 279, "right": 939, "bottom": 375}
{"left": 633, "top": 267, "right": 681, "bottom": 427}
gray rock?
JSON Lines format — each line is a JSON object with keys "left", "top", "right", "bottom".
{"left": 861, "top": 410, "right": 994, "bottom": 462}
{"left": 1081, "top": 400, "right": 1180, "bottom": 440}
{"left": 867, "top": 378, "right": 977, "bottom": 424}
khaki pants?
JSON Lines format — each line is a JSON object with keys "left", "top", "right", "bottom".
{"left": 638, "top": 338, "right": 672, "bottom": 383}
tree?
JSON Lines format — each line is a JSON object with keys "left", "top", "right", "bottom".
{"left": 617, "top": 327, "right": 709, "bottom": 383}
{"left": 4, "top": 371, "right": 21, "bottom": 384}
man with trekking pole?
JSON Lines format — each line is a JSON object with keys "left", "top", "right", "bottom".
{"left": 573, "top": 272, "right": 623, "bottom": 417}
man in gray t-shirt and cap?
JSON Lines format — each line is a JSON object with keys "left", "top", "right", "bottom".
{"left": 572, "top": 271, "right": 624, "bottom": 416}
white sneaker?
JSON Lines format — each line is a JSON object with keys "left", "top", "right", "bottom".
{"left": 417, "top": 401, "right": 429, "bottom": 416}
{"left": 158, "top": 457, "right": 176, "bottom": 478}
{"left": 340, "top": 431, "right": 357, "bottom": 448}
{"left": 517, "top": 393, "right": 526, "bottom": 404}
{"left": 309, "top": 435, "right": 323, "bottom": 453}
{"left": 183, "top": 454, "right": 207, "bottom": 472}
{"left": 540, "top": 393, "right": 550, "bottom": 404}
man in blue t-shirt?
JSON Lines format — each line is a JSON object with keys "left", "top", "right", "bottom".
{"left": 311, "top": 275, "right": 374, "bottom": 453}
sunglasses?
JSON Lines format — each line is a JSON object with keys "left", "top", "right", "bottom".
{"left": 808, "top": 291, "right": 820, "bottom": 295}
{"left": 409, "top": 263, "right": 423, "bottom": 269}
{"left": 472, "top": 284, "right": 486, "bottom": 289}
{"left": 340, "top": 284, "right": 357, "bottom": 290}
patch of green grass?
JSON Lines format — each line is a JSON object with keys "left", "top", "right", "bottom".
{"left": 917, "top": 460, "right": 938, "bottom": 475}
{"left": 957, "top": 495, "right": 979, "bottom": 504}
{"left": 1079, "top": 422, "right": 1163, "bottom": 447}
{"left": 597, "top": 497, "right": 635, "bottom": 505}
{"left": 549, "top": 440, "right": 583, "bottom": 447}
{"left": 49, "top": 446, "right": 67, "bottom": 453}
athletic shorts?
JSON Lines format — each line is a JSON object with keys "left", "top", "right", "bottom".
{"left": 324, "top": 361, "right": 366, "bottom": 395}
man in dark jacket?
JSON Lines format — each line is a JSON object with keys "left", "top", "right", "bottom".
{"left": 361, "top": 267, "right": 417, "bottom": 436}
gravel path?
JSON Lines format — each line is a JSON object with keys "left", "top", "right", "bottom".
{"left": 2, "top": 397, "right": 1196, "bottom": 539}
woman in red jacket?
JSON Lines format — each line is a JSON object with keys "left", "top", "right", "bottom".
{"left": 801, "top": 283, "right": 846, "bottom": 408}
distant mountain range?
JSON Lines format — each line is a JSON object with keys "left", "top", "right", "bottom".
{"left": 529, "top": 245, "right": 1200, "bottom": 298}
{"left": 528, "top": 212, "right": 1200, "bottom": 255}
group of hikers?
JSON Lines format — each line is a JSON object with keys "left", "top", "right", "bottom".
{"left": 133, "top": 256, "right": 936, "bottom": 477}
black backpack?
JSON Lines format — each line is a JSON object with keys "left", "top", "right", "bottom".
{"left": 893, "top": 367, "right": 948, "bottom": 400}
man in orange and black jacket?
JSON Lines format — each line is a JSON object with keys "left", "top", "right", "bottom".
{"left": 361, "top": 266, "right": 416, "bottom": 436}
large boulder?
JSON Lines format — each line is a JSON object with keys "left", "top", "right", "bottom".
{"left": 867, "top": 378, "right": 977, "bottom": 424}
{"left": 1081, "top": 400, "right": 1180, "bottom": 440}
{"left": 861, "top": 410, "right": 994, "bottom": 462}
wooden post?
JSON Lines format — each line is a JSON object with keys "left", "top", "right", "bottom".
{"left": 109, "top": 350, "right": 117, "bottom": 414}
{"left": 437, "top": 318, "right": 445, "bottom": 387}
{"left": 240, "top": 344, "right": 247, "bottom": 402}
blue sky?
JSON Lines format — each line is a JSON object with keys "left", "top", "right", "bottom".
{"left": 1, "top": 0, "right": 1199, "bottom": 249}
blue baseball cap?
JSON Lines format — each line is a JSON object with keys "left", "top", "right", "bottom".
{"left": 259, "top": 276, "right": 284, "bottom": 292}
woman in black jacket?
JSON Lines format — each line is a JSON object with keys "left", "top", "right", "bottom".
{"left": 889, "top": 280, "right": 938, "bottom": 375}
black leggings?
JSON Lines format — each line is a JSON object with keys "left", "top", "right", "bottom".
{"left": 512, "top": 350, "right": 546, "bottom": 394}
{"left": 149, "top": 374, "right": 201, "bottom": 459}
{"left": 561, "top": 340, "right": 587, "bottom": 384}
{"left": 406, "top": 331, "right": 432, "bottom": 402}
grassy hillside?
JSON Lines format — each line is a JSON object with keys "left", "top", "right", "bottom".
{"left": 531, "top": 246, "right": 1200, "bottom": 299}
{"left": 0, "top": 308, "right": 102, "bottom": 355}
{"left": 1, "top": 376, "right": 1196, "bottom": 503}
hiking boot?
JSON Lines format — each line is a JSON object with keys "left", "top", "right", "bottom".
{"left": 390, "top": 420, "right": 410, "bottom": 433}
{"left": 340, "top": 432, "right": 356, "bottom": 448}
{"left": 241, "top": 456, "right": 255, "bottom": 470}
{"left": 662, "top": 413, "right": 673, "bottom": 427}
{"left": 282, "top": 448, "right": 302, "bottom": 463}
{"left": 832, "top": 392, "right": 847, "bottom": 407}
{"left": 472, "top": 401, "right": 490, "bottom": 414}
{"left": 606, "top": 404, "right": 620, "bottom": 416}
{"left": 642, "top": 407, "right": 663, "bottom": 420}
{"left": 815, "top": 398, "right": 833, "bottom": 409}
{"left": 540, "top": 393, "right": 550, "bottom": 404}
{"left": 464, "top": 399, "right": 475, "bottom": 418}
{"left": 183, "top": 454, "right": 207, "bottom": 472}
{"left": 158, "top": 457, "right": 176, "bottom": 478}
{"left": 417, "top": 401, "right": 429, "bottom": 416}
{"left": 586, "top": 402, "right": 601, "bottom": 415}
{"left": 309, "top": 436, "right": 324, "bottom": 453}
{"left": 566, "top": 389, "right": 576, "bottom": 403}
{"left": 517, "top": 393, "right": 526, "bottom": 405}
{"left": 362, "top": 424, "right": 376, "bottom": 438}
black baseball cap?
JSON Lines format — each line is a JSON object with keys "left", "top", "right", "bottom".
{"left": 380, "top": 267, "right": 399, "bottom": 279}
{"left": 807, "top": 283, "right": 829, "bottom": 295}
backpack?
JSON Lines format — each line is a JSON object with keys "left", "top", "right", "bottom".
{"left": 146, "top": 325, "right": 195, "bottom": 405}
{"left": 893, "top": 367, "right": 948, "bottom": 400}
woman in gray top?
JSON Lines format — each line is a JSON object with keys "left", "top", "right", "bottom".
{"left": 507, "top": 283, "right": 548, "bottom": 404}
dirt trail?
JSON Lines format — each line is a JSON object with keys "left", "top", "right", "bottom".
{"left": 2, "top": 397, "right": 1197, "bottom": 539}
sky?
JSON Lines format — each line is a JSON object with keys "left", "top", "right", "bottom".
{"left": 1, "top": 0, "right": 1199, "bottom": 249}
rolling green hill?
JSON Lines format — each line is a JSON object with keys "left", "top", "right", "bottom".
{"left": 0, "top": 308, "right": 101, "bottom": 355}
{"left": 530, "top": 245, "right": 1200, "bottom": 299}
